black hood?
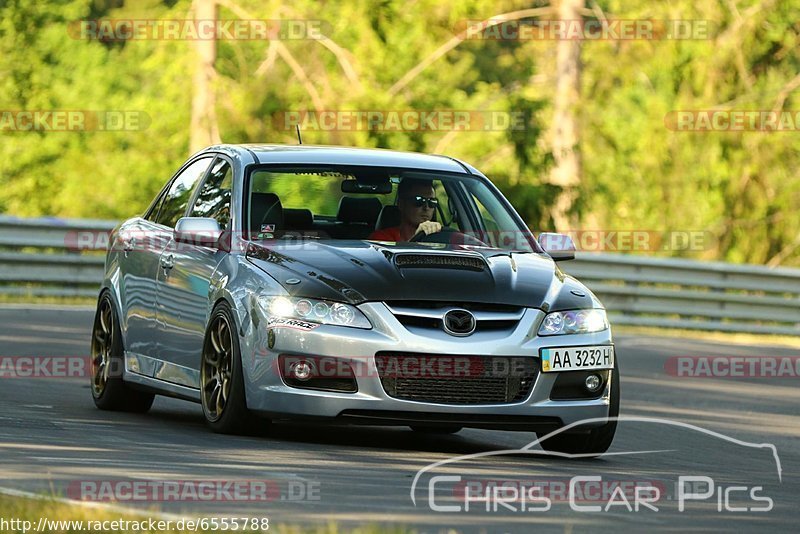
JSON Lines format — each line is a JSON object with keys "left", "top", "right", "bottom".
{"left": 246, "top": 240, "right": 599, "bottom": 311}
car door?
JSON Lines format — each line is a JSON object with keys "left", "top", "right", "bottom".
{"left": 118, "top": 209, "right": 168, "bottom": 359}
{"left": 123, "top": 157, "right": 213, "bottom": 368}
{"left": 119, "top": 158, "right": 210, "bottom": 359}
{"left": 153, "top": 156, "right": 234, "bottom": 383}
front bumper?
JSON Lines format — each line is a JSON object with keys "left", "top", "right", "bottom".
{"left": 240, "top": 302, "right": 615, "bottom": 431}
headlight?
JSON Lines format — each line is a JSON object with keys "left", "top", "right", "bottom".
{"left": 259, "top": 296, "right": 371, "bottom": 329}
{"left": 538, "top": 309, "right": 608, "bottom": 336}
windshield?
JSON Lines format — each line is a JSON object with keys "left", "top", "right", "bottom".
{"left": 245, "top": 165, "right": 537, "bottom": 253}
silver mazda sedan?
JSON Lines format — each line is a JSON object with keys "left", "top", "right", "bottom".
{"left": 91, "top": 144, "right": 618, "bottom": 454}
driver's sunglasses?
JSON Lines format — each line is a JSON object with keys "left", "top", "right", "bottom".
{"left": 407, "top": 195, "right": 439, "bottom": 209}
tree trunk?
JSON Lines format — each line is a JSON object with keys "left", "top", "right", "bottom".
{"left": 190, "top": 0, "right": 221, "bottom": 153}
{"left": 548, "top": 0, "right": 583, "bottom": 231}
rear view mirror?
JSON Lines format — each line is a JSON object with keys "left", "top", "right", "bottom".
{"left": 174, "top": 217, "right": 222, "bottom": 247}
{"left": 538, "top": 232, "right": 576, "bottom": 261}
{"left": 341, "top": 180, "right": 392, "bottom": 194}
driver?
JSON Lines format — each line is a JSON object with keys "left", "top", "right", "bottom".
{"left": 369, "top": 178, "right": 442, "bottom": 241}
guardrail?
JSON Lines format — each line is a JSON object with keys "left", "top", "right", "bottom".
{"left": 0, "top": 216, "right": 113, "bottom": 298}
{"left": 564, "top": 254, "right": 800, "bottom": 336}
{"left": 1, "top": 216, "right": 798, "bottom": 335}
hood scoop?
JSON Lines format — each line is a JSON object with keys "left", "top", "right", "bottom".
{"left": 394, "top": 253, "right": 487, "bottom": 271}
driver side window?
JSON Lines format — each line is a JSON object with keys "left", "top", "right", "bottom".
{"left": 189, "top": 158, "right": 233, "bottom": 229}
{"left": 154, "top": 157, "right": 213, "bottom": 228}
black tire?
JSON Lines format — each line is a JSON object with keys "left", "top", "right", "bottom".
{"left": 91, "top": 292, "right": 155, "bottom": 413}
{"left": 200, "top": 302, "right": 262, "bottom": 434}
{"left": 410, "top": 425, "right": 462, "bottom": 435}
{"left": 536, "top": 362, "right": 620, "bottom": 456}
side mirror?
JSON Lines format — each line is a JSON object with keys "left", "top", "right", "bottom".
{"left": 174, "top": 217, "right": 222, "bottom": 248}
{"left": 538, "top": 232, "right": 576, "bottom": 261}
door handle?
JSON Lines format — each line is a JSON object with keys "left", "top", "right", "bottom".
{"left": 160, "top": 254, "right": 174, "bottom": 270}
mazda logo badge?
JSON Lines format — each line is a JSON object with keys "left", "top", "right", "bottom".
{"left": 443, "top": 309, "right": 476, "bottom": 336}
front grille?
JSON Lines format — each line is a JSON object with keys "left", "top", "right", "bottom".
{"left": 391, "top": 315, "right": 518, "bottom": 332}
{"left": 394, "top": 254, "right": 486, "bottom": 271}
{"left": 383, "top": 301, "right": 525, "bottom": 334}
{"left": 374, "top": 353, "right": 538, "bottom": 405}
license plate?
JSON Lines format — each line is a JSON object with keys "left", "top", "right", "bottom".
{"left": 540, "top": 345, "right": 614, "bottom": 372}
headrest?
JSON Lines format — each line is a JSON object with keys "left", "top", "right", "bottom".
{"left": 284, "top": 208, "right": 313, "bottom": 230}
{"left": 375, "top": 204, "right": 401, "bottom": 230}
{"left": 336, "top": 196, "right": 382, "bottom": 225}
{"left": 250, "top": 192, "right": 283, "bottom": 237}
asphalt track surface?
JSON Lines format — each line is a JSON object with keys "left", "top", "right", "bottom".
{"left": 0, "top": 306, "right": 797, "bottom": 533}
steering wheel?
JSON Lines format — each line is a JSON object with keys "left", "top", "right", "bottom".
{"left": 410, "top": 226, "right": 488, "bottom": 246}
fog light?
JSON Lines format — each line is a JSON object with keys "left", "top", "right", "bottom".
{"left": 585, "top": 374, "right": 602, "bottom": 392}
{"left": 290, "top": 360, "right": 314, "bottom": 381}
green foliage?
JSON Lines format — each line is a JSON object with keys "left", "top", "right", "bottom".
{"left": 0, "top": 0, "right": 798, "bottom": 265}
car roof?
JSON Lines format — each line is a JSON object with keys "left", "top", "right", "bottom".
{"left": 202, "top": 144, "right": 471, "bottom": 173}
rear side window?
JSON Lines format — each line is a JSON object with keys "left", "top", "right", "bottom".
{"left": 155, "top": 157, "right": 213, "bottom": 228}
{"left": 189, "top": 158, "right": 233, "bottom": 229}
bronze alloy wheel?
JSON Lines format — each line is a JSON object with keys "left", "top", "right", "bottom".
{"left": 200, "top": 303, "right": 263, "bottom": 434}
{"left": 89, "top": 292, "right": 154, "bottom": 412}
{"left": 91, "top": 297, "right": 115, "bottom": 398}
{"left": 201, "top": 313, "right": 234, "bottom": 422}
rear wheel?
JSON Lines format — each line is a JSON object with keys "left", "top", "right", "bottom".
{"left": 536, "top": 362, "right": 620, "bottom": 456}
{"left": 201, "top": 302, "right": 262, "bottom": 434}
{"left": 410, "top": 425, "right": 462, "bottom": 435}
{"left": 90, "top": 292, "right": 155, "bottom": 412}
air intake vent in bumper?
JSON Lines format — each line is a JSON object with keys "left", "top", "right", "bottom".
{"left": 374, "top": 353, "right": 538, "bottom": 405}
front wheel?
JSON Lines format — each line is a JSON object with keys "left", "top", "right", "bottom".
{"left": 536, "top": 362, "right": 620, "bottom": 456}
{"left": 200, "top": 302, "right": 263, "bottom": 434}
{"left": 90, "top": 292, "right": 155, "bottom": 413}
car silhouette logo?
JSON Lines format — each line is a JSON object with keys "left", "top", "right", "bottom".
{"left": 443, "top": 309, "right": 477, "bottom": 336}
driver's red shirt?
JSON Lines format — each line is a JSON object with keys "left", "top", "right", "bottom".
{"left": 368, "top": 227, "right": 402, "bottom": 241}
